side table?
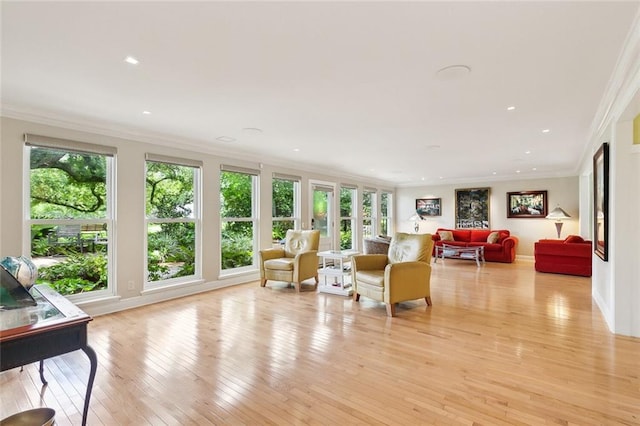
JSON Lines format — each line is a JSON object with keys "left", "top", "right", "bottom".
{"left": 318, "top": 250, "right": 358, "bottom": 296}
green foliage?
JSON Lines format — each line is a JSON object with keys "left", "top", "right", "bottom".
{"left": 272, "top": 220, "right": 293, "bottom": 242}
{"left": 220, "top": 171, "right": 252, "bottom": 217}
{"left": 37, "top": 254, "right": 107, "bottom": 295}
{"left": 340, "top": 187, "right": 355, "bottom": 217}
{"left": 147, "top": 222, "right": 195, "bottom": 281}
{"left": 340, "top": 229, "right": 352, "bottom": 250}
{"left": 146, "top": 162, "right": 194, "bottom": 218}
{"left": 30, "top": 147, "right": 107, "bottom": 219}
{"left": 272, "top": 179, "right": 294, "bottom": 217}
{"left": 147, "top": 251, "right": 170, "bottom": 281}
{"left": 363, "top": 190, "right": 374, "bottom": 217}
{"left": 221, "top": 231, "right": 253, "bottom": 270}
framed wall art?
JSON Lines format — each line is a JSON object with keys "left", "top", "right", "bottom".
{"left": 507, "top": 190, "right": 548, "bottom": 218}
{"left": 455, "top": 187, "right": 490, "bottom": 229}
{"left": 593, "top": 142, "right": 609, "bottom": 261}
{"left": 416, "top": 198, "right": 441, "bottom": 218}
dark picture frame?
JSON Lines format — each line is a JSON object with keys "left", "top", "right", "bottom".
{"left": 416, "top": 198, "right": 441, "bottom": 218}
{"left": 593, "top": 142, "right": 609, "bottom": 261}
{"left": 507, "top": 190, "right": 548, "bottom": 218}
{"left": 455, "top": 187, "right": 490, "bottom": 229}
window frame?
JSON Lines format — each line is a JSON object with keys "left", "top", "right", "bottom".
{"left": 271, "top": 173, "right": 301, "bottom": 244}
{"left": 380, "top": 190, "right": 393, "bottom": 237}
{"left": 144, "top": 155, "right": 202, "bottom": 288}
{"left": 219, "top": 166, "right": 260, "bottom": 275}
{"left": 23, "top": 134, "right": 116, "bottom": 302}
{"left": 362, "top": 187, "right": 377, "bottom": 241}
{"left": 339, "top": 185, "right": 357, "bottom": 250}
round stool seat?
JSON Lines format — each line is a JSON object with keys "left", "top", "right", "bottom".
{"left": 0, "top": 408, "right": 55, "bottom": 426}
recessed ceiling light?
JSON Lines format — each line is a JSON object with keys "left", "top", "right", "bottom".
{"left": 142, "top": 111, "right": 151, "bottom": 115}
{"left": 532, "top": 167, "right": 538, "bottom": 171}
{"left": 507, "top": 106, "right": 516, "bottom": 111}
{"left": 542, "top": 129, "right": 550, "bottom": 133}
{"left": 293, "top": 148, "right": 300, "bottom": 152}
{"left": 243, "top": 127, "right": 263, "bottom": 134}
{"left": 421, "top": 177, "right": 425, "bottom": 181}
{"left": 525, "top": 150, "right": 531, "bottom": 154}
{"left": 516, "top": 170, "right": 521, "bottom": 173}
{"left": 439, "top": 176, "right": 444, "bottom": 180}
{"left": 216, "top": 136, "right": 236, "bottom": 143}
{"left": 124, "top": 56, "right": 139, "bottom": 65}
{"left": 492, "top": 171, "right": 497, "bottom": 175}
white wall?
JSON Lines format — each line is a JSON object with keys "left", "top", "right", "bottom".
{"left": 578, "top": 11, "right": 640, "bottom": 337}
{"left": 0, "top": 117, "right": 393, "bottom": 315}
{"left": 395, "top": 177, "right": 579, "bottom": 257}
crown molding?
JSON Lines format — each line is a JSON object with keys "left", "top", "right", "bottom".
{"left": 582, "top": 9, "right": 640, "bottom": 165}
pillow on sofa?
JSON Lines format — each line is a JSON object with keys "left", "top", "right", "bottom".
{"left": 564, "top": 235, "right": 585, "bottom": 243}
{"left": 438, "top": 230, "right": 454, "bottom": 241}
{"left": 487, "top": 231, "right": 500, "bottom": 244}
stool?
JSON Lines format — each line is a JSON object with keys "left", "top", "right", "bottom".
{"left": 0, "top": 408, "right": 55, "bottom": 426}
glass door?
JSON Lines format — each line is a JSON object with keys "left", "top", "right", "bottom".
{"left": 311, "top": 183, "right": 335, "bottom": 252}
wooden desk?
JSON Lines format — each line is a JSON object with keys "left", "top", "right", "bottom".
{"left": 0, "top": 285, "right": 97, "bottom": 426}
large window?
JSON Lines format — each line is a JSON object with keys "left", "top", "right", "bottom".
{"left": 380, "top": 191, "right": 392, "bottom": 236}
{"left": 340, "top": 186, "right": 357, "bottom": 250}
{"left": 363, "top": 188, "right": 377, "bottom": 240}
{"left": 26, "top": 134, "right": 114, "bottom": 298}
{"left": 145, "top": 155, "right": 201, "bottom": 286}
{"left": 272, "top": 174, "right": 300, "bottom": 244}
{"left": 220, "top": 166, "right": 259, "bottom": 272}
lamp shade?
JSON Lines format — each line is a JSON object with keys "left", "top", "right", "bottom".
{"left": 546, "top": 206, "right": 571, "bottom": 220}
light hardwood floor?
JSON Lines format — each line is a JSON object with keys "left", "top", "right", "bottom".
{"left": 1, "top": 259, "right": 639, "bottom": 425}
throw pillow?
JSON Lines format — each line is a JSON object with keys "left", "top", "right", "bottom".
{"left": 564, "top": 235, "right": 585, "bottom": 244}
{"left": 438, "top": 230, "right": 454, "bottom": 241}
{"left": 487, "top": 231, "right": 500, "bottom": 244}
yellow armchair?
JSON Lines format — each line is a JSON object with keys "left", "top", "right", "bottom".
{"left": 352, "top": 232, "right": 434, "bottom": 316}
{"left": 259, "top": 229, "right": 320, "bottom": 292}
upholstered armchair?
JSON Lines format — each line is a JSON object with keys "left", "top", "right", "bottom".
{"left": 259, "top": 229, "right": 320, "bottom": 292}
{"left": 351, "top": 232, "right": 434, "bottom": 317}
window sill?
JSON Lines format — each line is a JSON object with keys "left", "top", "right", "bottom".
{"left": 141, "top": 278, "right": 205, "bottom": 296}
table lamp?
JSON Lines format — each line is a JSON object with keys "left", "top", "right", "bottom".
{"left": 546, "top": 205, "right": 571, "bottom": 238}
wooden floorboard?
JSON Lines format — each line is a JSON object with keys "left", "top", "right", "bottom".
{"left": 2, "top": 259, "right": 640, "bottom": 425}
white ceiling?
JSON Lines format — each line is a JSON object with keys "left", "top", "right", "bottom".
{"left": 2, "top": 1, "right": 638, "bottom": 186}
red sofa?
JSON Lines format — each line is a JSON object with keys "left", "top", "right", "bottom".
{"left": 534, "top": 236, "right": 592, "bottom": 277}
{"left": 431, "top": 228, "right": 518, "bottom": 263}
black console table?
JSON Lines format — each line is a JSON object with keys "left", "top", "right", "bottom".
{"left": 0, "top": 285, "right": 97, "bottom": 426}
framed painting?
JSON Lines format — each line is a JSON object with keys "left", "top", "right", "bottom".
{"left": 416, "top": 198, "right": 441, "bottom": 218}
{"left": 507, "top": 190, "right": 548, "bottom": 218}
{"left": 593, "top": 142, "right": 609, "bottom": 261}
{"left": 455, "top": 188, "right": 490, "bottom": 229}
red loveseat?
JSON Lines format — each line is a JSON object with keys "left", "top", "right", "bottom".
{"left": 431, "top": 228, "right": 518, "bottom": 263}
{"left": 534, "top": 236, "right": 592, "bottom": 277}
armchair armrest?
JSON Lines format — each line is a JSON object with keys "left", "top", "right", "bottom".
{"left": 352, "top": 254, "right": 389, "bottom": 271}
{"left": 293, "top": 250, "right": 319, "bottom": 282}
{"left": 259, "top": 248, "right": 286, "bottom": 277}
{"left": 259, "top": 248, "right": 285, "bottom": 261}
{"left": 384, "top": 261, "right": 432, "bottom": 303}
